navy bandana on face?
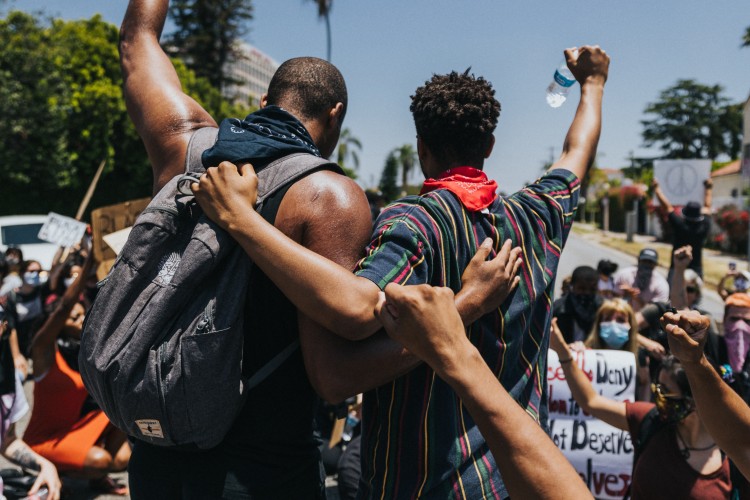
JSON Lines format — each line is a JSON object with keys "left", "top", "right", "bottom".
{"left": 201, "top": 105, "right": 321, "bottom": 170}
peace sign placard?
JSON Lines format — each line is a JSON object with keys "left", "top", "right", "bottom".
{"left": 653, "top": 159, "right": 711, "bottom": 206}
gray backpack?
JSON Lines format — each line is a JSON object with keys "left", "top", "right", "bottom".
{"left": 79, "top": 127, "right": 340, "bottom": 450}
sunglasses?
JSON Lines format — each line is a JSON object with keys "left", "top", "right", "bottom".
{"left": 651, "top": 382, "right": 679, "bottom": 398}
{"left": 685, "top": 286, "right": 699, "bottom": 294}
{"left": 651, "top": 382, "right": 683, "bottom": 408}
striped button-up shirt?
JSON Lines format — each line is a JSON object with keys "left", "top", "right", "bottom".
{"left": 354, "top": 169, "right": 580, "bottom": 499}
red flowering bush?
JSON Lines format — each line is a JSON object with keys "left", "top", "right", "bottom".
{"left": 715, "top": 205, "right": 749, "bottom": 254}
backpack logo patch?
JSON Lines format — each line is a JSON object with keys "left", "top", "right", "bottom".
{"left": 136, "top": 419, "right": 164, "bottom": 439}
{"left": 156, "top": 252, "right": 181, "bottom": 285}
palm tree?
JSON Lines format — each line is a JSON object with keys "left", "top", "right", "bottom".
{"left": 394, "top": 144, "right": 418, "bottom": 193}
{"left": 336, "top": 128, "right": 362, "bottom": 179}
{"left": 307, "top": 0, "right": 332, "bottom": 61}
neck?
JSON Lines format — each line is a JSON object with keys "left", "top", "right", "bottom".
{"left": 677, "top": 413, "right": 713, "bottom": 446}
{"left": 441, "top": 160, "right": 484, "bottom": 172}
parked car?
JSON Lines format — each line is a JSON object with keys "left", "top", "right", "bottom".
{"left": 0, "top": 215, "right": 59, "bottom": 270}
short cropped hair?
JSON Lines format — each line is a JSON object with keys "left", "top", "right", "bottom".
{"left": 571, "top": 266, "right": 598, "bottom": 285}
{"left": 410, "top": 71, "right": 500, "bottom": 165}
{"left": 266, "top": 57, "right": 347, "bottom": 121}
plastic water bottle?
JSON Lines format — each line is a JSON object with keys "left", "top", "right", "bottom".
{"left": 546, "top": 59, "right": 576, "bottom": 108}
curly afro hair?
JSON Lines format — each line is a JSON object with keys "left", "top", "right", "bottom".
{"left": 410, "top": 71, "right": 500, "bottom": 166}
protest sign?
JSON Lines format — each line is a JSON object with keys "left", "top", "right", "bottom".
{"left": 653, "top": 159, "right": 711, "bottom": 206}
{"left": 548, "top": 350, "right": 636, "bottom": 500}
{"left": 37, "top": 212, "right": 88, "bottom": 248}
{"left": 90, "top": 198, "right": 150, "bottom": 280}
{"left": 102, "top": 227, "right": 132, "bottom": 256}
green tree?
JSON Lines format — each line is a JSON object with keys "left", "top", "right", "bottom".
{"left": 379, "top": 152, "right": 400, "bottom": 202}
{"left": 743, "top": 26, "right": 750, "bottom": 47}
{"left": 166, "top": 0, "right": 253, "bottom": 91}
{"left": 393, "top": 144, "right": 418, "bottom": 193}
{"left": 335, "top": 127, "right": 361, "bottom": 179}
{"left": 0, "top": 11, "right": 251, "bottom": 216}
{"left": 641, "top": 79, "right": 743, "bottom": 160}
{"left": 307, "top": 0, "right": 332, "bottom": 61}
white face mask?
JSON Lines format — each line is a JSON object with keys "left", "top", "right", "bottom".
{"left": 64, "top": 277, "right": 76, "bottom": 288}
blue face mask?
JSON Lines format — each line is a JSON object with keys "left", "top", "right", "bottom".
{"left": 599, "top": 321, "right": 630, "bottom": 349}
{"left": 24, "top": 271, "right": 40, "bottom": 286}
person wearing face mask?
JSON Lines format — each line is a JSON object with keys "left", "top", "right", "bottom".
{"left": 555, "top": 298, "right": 652, "bottom": 399}
{"left": 553, "top": 266, "right": 602, "bottom": 344}
{"left": 13, "top": 260, "right": 48, "bottom": 359}
{"left": 24, "top": 254, "right": 131, "bottom": 495}
{"left": 722, "top": 294, "right": 750, "bottom": 405}
{"left": 550, "top": 323, "right": 744, "bottom": 498}
{"left": 581, "top": 298, "right": 640, "bottom": 352}
{"left": 613, "top": 248, "right": 670, "bottom": 312}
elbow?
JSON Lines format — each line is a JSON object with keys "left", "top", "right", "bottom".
{"left": 328, "top": 303, "right": 378, "bottom": 341}
{"left": 307, "top": 370, "right": 352, "bottom": 405}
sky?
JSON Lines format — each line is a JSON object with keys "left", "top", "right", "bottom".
{"left": 9, "top": 0, "right": 750, "bottom": 193}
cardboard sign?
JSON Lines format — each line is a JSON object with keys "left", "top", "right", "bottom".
{"left": 102, "top": 227, "right": 133, "bottom": 256}
{"left": 653, "top": 159, "right": 711, "bottom": 206}
{"left": 548, "top": 350, "right": 637, "bottom": 500}
{"left": 37, "top": 212, "right": 88, "bottom": 248}
{"left": 90, "top": 198, "right": 150, "bottom": 279}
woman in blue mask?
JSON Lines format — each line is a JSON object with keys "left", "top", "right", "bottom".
{"left": 583, "top": 299, "right": 639, "bottom": 354}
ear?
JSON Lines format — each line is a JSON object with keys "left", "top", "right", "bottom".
{"left": 260, "top": 93, "right": 269, "bottom": 108}
{"left": 417, "top": 136, "right": 427, "bottom": 161}
{"left": 484, "top": 135, "right": 496, "bottom": 159}
{"left": 328, "top": 102, "right": 344, "bottom": 127}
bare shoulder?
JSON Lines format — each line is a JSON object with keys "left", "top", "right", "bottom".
{"left": 276, "top": 169, "right": 372, "bottom": 266}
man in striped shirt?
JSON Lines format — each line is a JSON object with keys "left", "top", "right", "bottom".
{"left": 194, "top": 45, "right": 609, "bottom": 499}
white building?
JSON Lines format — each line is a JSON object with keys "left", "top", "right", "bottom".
{"left": 711, "top": 160, "right": 749, "bottom": 210}
{"left": 223, "top": 42, "right": 279, "bottom": 106}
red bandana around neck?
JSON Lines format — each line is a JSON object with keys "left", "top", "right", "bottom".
{"left": 420, "top": 166, "right": 498, "bottom": 212}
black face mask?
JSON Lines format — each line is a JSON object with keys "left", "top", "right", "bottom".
{"left": 652, "top": 383, "right": 695, "bottom": 423}
{"left": 634, "top": 263, "right": 654, "bottom": 291}
{"left": 566, "top": 293, "right": 598, "bottom": 332}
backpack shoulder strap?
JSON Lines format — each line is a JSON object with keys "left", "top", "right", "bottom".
{"left": 632, "top": 406, "right": 664, "bottom": 465}
{"left": 256, "top": 152, "right": 343, "bottom": 207}
{"left": 185, "top": 127, "right": 219, "bottom": 175}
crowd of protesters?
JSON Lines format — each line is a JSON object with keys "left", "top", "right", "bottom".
{"left": 548, "top": 176, "right": 750, "bottom": 498}
{"left": 0, "top": 243, "right": 130, "bottom": 498}
{"left": 2, "top": 2, "right": 749, "bottom": 497}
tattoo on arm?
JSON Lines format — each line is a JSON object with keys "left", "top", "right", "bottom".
{"left": 10, "top": 446, "right": 41, "bottom": 471}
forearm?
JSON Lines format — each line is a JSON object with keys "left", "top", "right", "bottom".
{"left": 682, "top": 355, "right": 750, "bottom": 477}
{"left": 556, "top": 351, "right": 600, "bottom": 414}
{"left": 454, "top": 288, "right": 487, "bottom": 325}
{"left": 300, "top": 319, "right": 420, "bottom": 403}
{"left": 654, "top": 187, "right": 672, "bottom": 212}
{"left": 120, "top": 0, "right": 168, "bottom": 43}
{"left": 550, "top": 82, "right": 604, "bottom": 179}
{"left": 670, "top": 268, "right": 688, "bottom": 309}
{"left": 703, "top": 187, "right": 713, "bottom": 211}
{"left": 9, "top": 329, "right": 22, "bottom": 362}
{"left": 440, "top": 346, "right": 591, "bottom": 499}
{"left": 3, "top": 438, "right": 44, "bottom": 472}
{"left": 228, "top": 210, "right": 380, "bottom": 340}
